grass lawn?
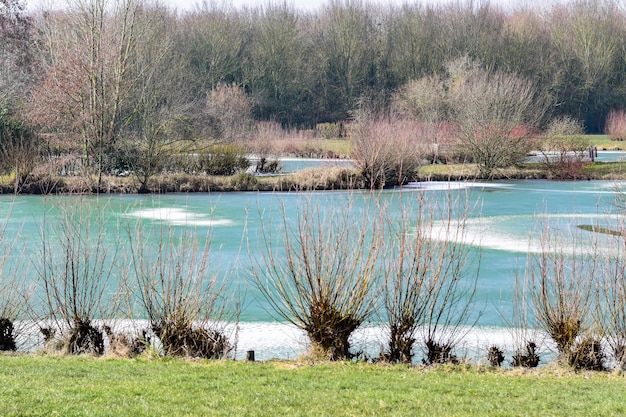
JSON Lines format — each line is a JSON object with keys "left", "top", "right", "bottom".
{"left": 588, "top": 135, "right": 626, "bottom": 150}
{"left": 1, "top": 356, "right": 625, "bottom": 416}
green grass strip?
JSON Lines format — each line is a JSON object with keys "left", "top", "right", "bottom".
{"left": 1, "top": 356, "right": 626, "bottom": 416}
{"left": 577, "top": 224, "right": 624, "bottom": 237}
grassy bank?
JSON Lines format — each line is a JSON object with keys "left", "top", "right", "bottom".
{"left": 1, "top": 356, "right": 625, "bottom": 416}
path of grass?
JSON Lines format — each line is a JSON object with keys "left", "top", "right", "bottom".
{"left": 1, "top": 356, "right": 625, "bottom": 416}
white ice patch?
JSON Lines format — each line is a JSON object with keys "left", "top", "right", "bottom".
{"left": 427, "top": 213, "right": 625, "bottom": 254}
{"left": 405, "top": 181, "right": 513, "bottom": 191}
{"left": 127, "top": 208, "right": 231, "bottom": 227}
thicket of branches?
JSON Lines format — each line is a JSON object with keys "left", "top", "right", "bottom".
{"left": 0, "top": 0, "right": 624, "bottom": 187}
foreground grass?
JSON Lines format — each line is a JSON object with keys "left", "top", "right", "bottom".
{"left": 1, "top": 356, "right": 625, "bottom": 416}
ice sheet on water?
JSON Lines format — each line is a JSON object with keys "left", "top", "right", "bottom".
{"left": 427, "top": 213, "right": 624, "bottom": 254}
{"left": 405, "top": 181, "right": 513, "bottom": 191}
{"left": 126, "top": 208, "right": 232, "bottom": 227}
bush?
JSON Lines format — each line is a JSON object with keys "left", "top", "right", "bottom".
{"left": 315, "top": 123, "right": 346, "bottom": 139}
{"left": 487, "top": 346, "right": 505, "bottom": 367}
{"left": 539, "top": 117, "right": 590, "bottom": 179}
{"left": 196, "top": 144, "right": 250, "bottom": 176}
{"left": 125, "top": 221, "right": 235, "bottom": 359}
{"left": 152, "top": 319, "right": 231, "bottom": 359}
{"left": 511, "top": 341, "right": 540, "bottom": 368}
{"left": 251, "top": 196, "right": 384, "bottom": 360}
{"left": 350, "top": 116, "right": 425, "bottom": 188}
{"left": 67, "top": 319, "right": 104, "bottom": 356}
{"left": 205, "top": 83, "right": 254, "bottom": 142}
{"left": 605, "top": 109, "right": 626, "bottom": 141}
{"left": 567, "top": 337, "right": 605, "bottom": 371}
{"left": 0, "top": 317, "right": 16, "bottom": 351}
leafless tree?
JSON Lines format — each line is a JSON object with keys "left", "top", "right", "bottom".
{"left": 34, "top": 198, "right": 120, "bottom": 355}
{"left": 124, "top": 219, "right": 235, "bottom": 359}
{"left": 448, "top": 57, "right": 546, "bottom": 178}
{"left": 526, "top": 221, "right": 604, "bottom": 370}
{"left": 29, "top": 0, "right": 139, "bottom": 186}
{"left": 120, "top": 2, "right": 200, "bottom": 193}
{"left": 382, "top": 190, "right": 480, "bottom": 364}
{"left": 0, "top": 203, "right": 33, "bottom": 351}
{"left": 250, "top": 195, "right": 384, "bottom": 360}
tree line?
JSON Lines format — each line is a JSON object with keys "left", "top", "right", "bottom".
{"left": 2, "top": 0, "right": 626, "bottom": 186}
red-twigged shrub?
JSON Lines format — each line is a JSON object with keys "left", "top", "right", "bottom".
{"left": 606, "top": 109, "right": 626, "bottom": 141}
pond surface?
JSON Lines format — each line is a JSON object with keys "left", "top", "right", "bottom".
{"left": 4, "top": 179, "right": 624, "bottom": 359}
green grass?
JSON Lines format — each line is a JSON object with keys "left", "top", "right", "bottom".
{"left": 1, "top": 356, "right": 625, "bottom": 416}
{"left": 321, "top": 138, "right": 351, "bottom": 157}
{"left": 588, "top": 134, "right": 626, "bottom": 150}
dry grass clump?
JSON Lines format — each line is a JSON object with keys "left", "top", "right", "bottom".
{"left": 276, "top": 167, "right": 362, "bottom": 191}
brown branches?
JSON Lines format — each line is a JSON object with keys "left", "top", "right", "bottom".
{"left": 251, "top": 195, "right": 384, "bottom": 360}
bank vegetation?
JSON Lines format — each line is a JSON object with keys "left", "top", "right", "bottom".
{"left": 3, "top": 0, "right": 626, "bottom": 192}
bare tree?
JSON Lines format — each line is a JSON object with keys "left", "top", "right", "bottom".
{"left": 250, "top": 195, "right": 384, "bottom": 360}
{"left": 120, "top": 2, "right": 200, "bottom": 193}
{"left": 447, "top": 57, "right": 546, "bottom": 178}
{"left": 124, "top": 219, "right": 235, "bottom": 359}
{"left": 526, "top": 221, "right": 604, "bottom": 370}
{"left": 0, "top": 204, "right": 33, "bottom": 351}
{"left": 382, "top": 190, "right": 479, "bottom": 364}
{"left": 34, "top": 198, "right": 119, "bottom": 355}
{"left": 29, "top": 0, "right": 139, "bottom": 186}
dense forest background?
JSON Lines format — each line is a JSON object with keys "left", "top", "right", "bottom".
{"left": 2, "top": 0, "right": 626, "bottom": 187}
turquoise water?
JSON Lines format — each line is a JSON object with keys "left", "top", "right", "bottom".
{"left": 2, "top": 180, "right": 622, "bottom": 329}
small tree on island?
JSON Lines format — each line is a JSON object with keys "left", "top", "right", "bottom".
{"left": 447, "top": 57, "right": 547, "bottom": 178}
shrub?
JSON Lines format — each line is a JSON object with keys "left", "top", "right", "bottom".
{"left": 511, "top": 341, "right": 540, "bottom": 368}
{"left": 605, "top": 109, "right": 626, "bottom": 141}
{"left": 34, "top": 199, "right": 118, "bottom": 355}
{"left": 0, "top": 317, "right": 16, "bottom": 351}
{"left": 350, "top": 116, "right": 425, "bottom": 188}
{"left": 124, "top": 221, "right": 235, "bottom": 359}
{"left": 316, "top": 123, "right": 341, "bottom": 139}
{"left": 487, "top": 346, "right": 505, "bottom": 367}
{"left": 195, "top": 144, "right": 250, "bottom": 176}
{"left": 382, "top": 191, "right": 479, "bottom": 364}
{"left": 67, "top": 319, "right": 104, "bottom": 355}
{"left": 567, "top": 337, "right": 605, "bottom": 371}
{"left": 539, "top": 117, "right": 590, "bottom": 179}
{"left": 251, "top": 195, "right": 384, "bottom": 360}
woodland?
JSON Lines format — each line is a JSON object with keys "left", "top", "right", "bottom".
{"left": 2, "top": 0, "right": 626, "bottom": 189}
